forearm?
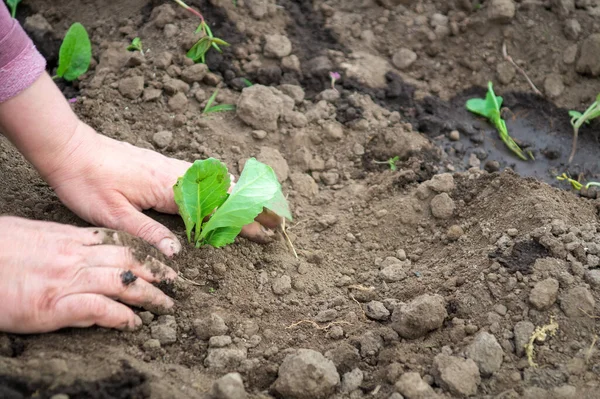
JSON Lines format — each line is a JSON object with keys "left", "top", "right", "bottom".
{"left": 0, "top": 72, "right": 92, "bottom": 179}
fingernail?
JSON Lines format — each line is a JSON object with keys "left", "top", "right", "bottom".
{"left": 165, "top": 297, "right": 175, "bottom": 309}
{"left": 159, "top": 237, "right": 181, "bottom": 257}
{"left": 134, "top": 315, "right": 143, "bottom": 328}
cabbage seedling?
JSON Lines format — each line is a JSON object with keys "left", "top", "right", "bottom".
{"left": 174, "top": 158, "right": 292, "bottom": 248}
{"left": 466, "top": 82, "right": 532, "bottom": 161}
{"left": 203, "top": 88, "right": 236, "bottom": 115}
{"left": 53, "top": 23, "right": 91, "bottom": 81}
{"left": 556, "top": 173, "right": 600, "bottom": 191}
{"left": 127, "top": 37, "right": 143, "bottom": 54}
{"left": 329, "top": 71, "right": 341, "bottom": 90}
{"left": 373, "top": 156, "right": 399, "bottom": 171}
{"left": 568, "top": 94, "right": 600, "bottom": 163}
{"left": 172, "top": 0, "right": 230, "bottom": 64}
{"left": 6, "top": 0, "right": 21, "bottom": 18}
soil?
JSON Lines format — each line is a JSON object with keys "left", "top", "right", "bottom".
{"left": 2, "top": 0, "right": 600, "bottom": 398}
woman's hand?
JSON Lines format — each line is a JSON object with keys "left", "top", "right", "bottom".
{"left": 0, "top": 216, "right": 177, "bottom": 333}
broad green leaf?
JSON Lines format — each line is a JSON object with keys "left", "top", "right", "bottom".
{"left": 173, "top": 158, "right": 230, "bottom": 244}
{"left": 127, "top": 37, "right": 142, "bottom": 52}
{"left": 200, "top": 158, "right": 292, "bottom": 247}
{"left": 56, "top": 23, "right": 91, "bottom": 81}
{"left": 466, "top": 82, "right": 502, "bottom": 119}
{"left": 569, "top": 110, "right": 584, "bottom": 120}
{"left": 205, "top": 104, "right": 236, "bottom": 114}
{"left": 7, "top": 0, "right": 21, "bottom": 17}
{"left": 187, "top": 38, "right": 211, "bottom": 62}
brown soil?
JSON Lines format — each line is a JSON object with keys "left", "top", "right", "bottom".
{"left": 2, "top": 0, "right": 600, "bottom": 398}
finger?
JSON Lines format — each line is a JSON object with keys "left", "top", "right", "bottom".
{"left": 71, "top": 267, "right": 175, "bottom": 315}
{"left": 255, "top": 208, "right": 283, "bottom": 229}
{"left": 54, "top": 293, "right": 142, "bottom": 331}
{"left": 240, "top": 221, "right": 275, "bottom": 244}
{"left": 110, "top": 205, "right": 182, "bottom": 257}
{"left": 82, "top": 244, "right": 178, "bottom": 283}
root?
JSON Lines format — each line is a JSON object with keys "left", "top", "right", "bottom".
{"left": 502, "top": 42, "right": 542, "bottom": 97}
{"left": 525, "top": 317, "right": 559, "bottom": 368}
{"left": 586, "top": 335, "right": 598, "bottom": 363}
{"left": 578, "top": 307, "right": 600, "bottom": 319}
{"left": 286, "top": 320, "right": 351, "bottom": 330}
{"left": 568, "top": 126, "right": 579, "bottom": 164}
{"left": 178, "top": 275, "right": 202, "bottom": 286}
{"left": 280, "top": 218, "right": 298, "bottom": 259}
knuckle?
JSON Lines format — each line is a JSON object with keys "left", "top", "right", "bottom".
{"left": 120, "top": 246, "right": 137, "bottom": 267}
{"left": 135, "top": 220, "right": 164, "bottom": 241}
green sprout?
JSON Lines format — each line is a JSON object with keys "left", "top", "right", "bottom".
{"left": 556, "top": 173, "right": 600, "bottom": 191}
{"left": 466, "top": 82, "right": 532, "bottom": 161}
{"left": 567, "top": 94, "right": 600, "bottom": 163}
{"left": 203, "top": 88, "right": 236, "bottom": 115}
{"left": 6, "top": 0, "right": 21, "bottom": 18}
{"left": 53, "top": 23, "right": 92, "bottom": 82}
{"left": 373, "top": 156, "right": 399, "bottom": 171}
{"left": 241, "top": 78, "right": 253, "bottom": 87}
{"left": 172, "top": 0, "right": 230, "bottom": 64}
{"left": 127, "top": 37, "right": 143, "bottom": 54}
{"left": 208, "top": 287, "right": 216, "bottom": 294}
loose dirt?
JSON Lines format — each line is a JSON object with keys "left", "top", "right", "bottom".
{"left": 2, "top": 0, "right": 600, "bottom": 398}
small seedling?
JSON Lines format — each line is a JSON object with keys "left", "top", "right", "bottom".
{"left": 6, "top": 0, "right": 21, "bottom": 18}
{"left": 568, "top": 94, "right": 600, "bottom": 163}
{"left": 329, "top": 71, "right": 341, "bottom": 91}
{"left": 556, "top": 173, "right": 600, "bottom": 191}
{"left": 53, "top": 23, "right": 92, "bottom": 81}
{"left": 172, "top": 0, "right": 230, "bottom": 64}
{"left": 127, "top": 37, "right": 143, "bottom": 54}
{"left": 174, "top": 158, "right": 292, "bottom": 248}
{"left": 203, "top": 88, "right": 236, "bottom": 114}
{"left": 373, "top": 156, "right": 399, "bottom": 171}
{"left": 466, "top": 81, "right": 532, "bottom": 161}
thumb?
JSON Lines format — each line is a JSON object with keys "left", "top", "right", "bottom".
{"left": 111, "top": 204, "right": 182, "bottom": 257}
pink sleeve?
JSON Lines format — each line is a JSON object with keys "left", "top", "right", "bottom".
{"left": 0, "top": 3, "right": 46, "bottom": 103}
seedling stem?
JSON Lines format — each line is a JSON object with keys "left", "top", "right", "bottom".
{"left": 568, "top": 94, "right": 600, "bottom": 163}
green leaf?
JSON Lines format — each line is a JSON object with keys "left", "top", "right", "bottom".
{"left": 7, "top": 0, "right": 21, "bottom": 18}
{"left": 200, "top": 158, "right": 292, "bottom": 248}
{"left": 241, "top": 78, "right": 253, "bottom": 87}
{"left": 127, "top": 37, "right": 142, "bottom": 52}
{"left": 56, "top": 23, "right": 92, "bottom": 81}
{"left": 466, "top": 82, "right": 502, "bottom": 120}
{"left": 173, "top": 158, "right": 230, "bottom": 245}
{"left": 203, "top": 88, "right": 219, "bottom": 114}
{"left": 205, "top": 104, "right": 237, "bottom": 114}
{"left": 187, "top": 37, "right": 211, "bottom": 63}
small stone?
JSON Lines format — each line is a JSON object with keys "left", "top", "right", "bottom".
{"left": 554, "top": 0, "right": 575, "bottom": 17}
{"left": 168, "top": 92, "right": 188, "bottom": 112}
{"left": 257, "top": 147, "right": 289, "bottom": 182}
{"left": 152, "top": 130, "right": 173, "bottom": 148}
{"left": 143, "top": 338, "right": 161, "bottom": 352}
{"left": 273, "top": 349, "right": 340, "bottom": 399}
{"left": 428, "top": 173, "right": 455, "bottom": 193}
{"left": 341, "top": 368, "right": 364, "bottom": 393}
{"left": 327, "top": 325, "right": 344, "bottom": 340}
{"left": 431, "top": 193, "right": 455, "bottom": 219}
{"left": 151, "top": 4, "right": 176, "bottom": 28}
{"left": 392, "top": 48, "right": 417, "bottom": 70}
{"left": 163, "top": 78, "right": 189, "bottom": 95}
{"left": 514, "top": 321, "right": 535, "bottom": 357}
{"left": 153, "top": 51, "right": 173, "bottom": 69}
{"left": 246, "top": 0, "right": 268, "bottom": 19}
{"left": 211, "top": 373, "right": 248, "bottom": 399}
{"left": 290, "top": 173, "right": 319, "bottom": 198}
{"left": 205, "top": 348, "right": 247, "bottom": 369}
{"left": 449, "top": 130, "right": 460, "bottom": 141}
{"left": 163, "top": 23, "right": 178, "bottom": 38}
{"left": 465, "top": 332, "right": 504, "bottom": 376}
{"left": 484, "top": 160, "right": 500, "bottom": 173}
{"left": 433, "top": 354, "right": 481, "bottom": 397}
{"left": 380, "top": 265, "right": 407, "bottom": 283}
{"left": 193, "top": 314, "right": 229, "bottom": 340}
{"left": 447, "top": 225, "right": 464, "bottom": 241}
{"left": 264, "top": 34, "right": 292, "bottom": 58}
{"left": 395, "top": 372, "right": 437, "bottom": 399}
{"left": 315, "top": 309, "right": 338, "bottom": 323}
{"left": 487, "top": 0, "right": 515, "bottom": 23}
{"left": 576, "top": 34, "right": 600, "bottom": 76}
{"left": 584, "top": 269, "right": 600, "bottom": 287}
{"left": 143, "top": 88, "right": 162, "bottom": 102}
{"left": 251, "top": 130, "right": 268, "bottom": 140}
{"left": 563, "top": 44, "right": 578, "bottom": 65}
{"left": 237, "top": 85, "right": 284, "bottom": 131}
{"left": 272, "top": 275, "right": 292, "bottom": 295}
{"left": 209, "top": 335, "right": 233, "bottom": 348}
{"left": 365, "top": 301, "right": 391, "bottom": 321}
{"left": 24, "top": 14, "right": 54, "bottom": 43}
{"left": 323, "top": 121, "right": 344, "bottom": 141}
{"left": 151, "top": 324, "right": 177, "bottom": 345}
{"left": 560, "top": 286, "right": 595, "bottom": 317}
{"left": 529, "top": 278, "right": 559, "bottom": 310}
{"left": 496, "top": 61, "right": 516, "bottom": 85}
{"left": 138, "top": 311, "right": 155, "bottom": 325}
{"left": 118, "top": 76, "right": 144, "bottom": 99}
{"left": 279, "top": 84, "right": 305, "bottom": 104}
{"left": 181, "top": 64, "right": 208, "bottom": 83}
{"left": 564, "top": 18, "right": 581, "bottom": 40}
{"left": 544, "top": 74, "right": 565, "bottom": 98}
{"left": 391, "top": 294, "right": 447, "bottom": 339}
{"left": 204, "top": 72, "right": 222, "bottom": 87}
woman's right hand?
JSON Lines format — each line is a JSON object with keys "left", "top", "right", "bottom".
{"left": 0, "top": 216, "right": 177, "bottom": 334}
